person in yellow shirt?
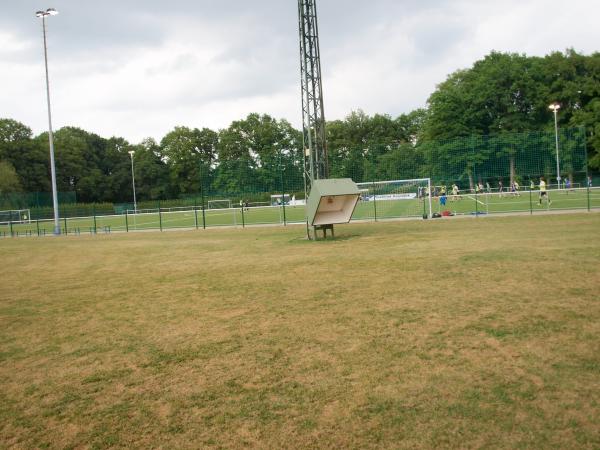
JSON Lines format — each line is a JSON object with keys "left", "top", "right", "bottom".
{"left": 538, "top": 177, "right": 551, "bottom": 206}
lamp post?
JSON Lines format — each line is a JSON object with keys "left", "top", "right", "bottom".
{"left": 128, "top": 150, "right": 137, "bottom": 213}
{"left": 548, "top": 103, "right": 561, "bottom": 189}
{"left": 36, "top": 8, "right": 60, "bottom": 235}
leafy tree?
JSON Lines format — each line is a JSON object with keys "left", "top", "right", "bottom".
{"left": 572, "top": 98, "right": 600, "bottom": 170}
{"left": 422, "top": 69, "right": 474, "bottom": 140}
{"left": 564, "top": 52, "right": 600, "bottom": 170}
{"left": 131, "top": 138, "right": 171, "bottom": 200}
{"left": 215, "top": 114, "right": 300, "bottom": 194}
{"left": 160, "top": 126, "right": 217, "bottom": 196}
{"left": 375, "top": 143, "right": 425, "bottom": 180}
{"left": 421, "top": 50, "right": 600, "bottom": 181}
{"left": 328, "top": 110, "right": 408, "bottom": 181}
{"left": 0, "top": 119, "right": 50, "bottom": 192}
{"left": 49, "top": 127, "right": 109, "bottom": 202}
{"left": 395, "top": 109, "right": 427, "bottom": 145}
{"left": 0, "top": 160, "right": 23, "bottom": 194}
{"left": 18, "top": 137, "right": 51, "bottom": 193}
{"left": 102, "top": 137, "right": 135, "bottom": 202}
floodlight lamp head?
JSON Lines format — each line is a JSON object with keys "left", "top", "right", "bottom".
{"left": 548, "top": 103, "right": 560, "bottom": 112}
{"left": 128, "top": 150, "right": 135, "bottom": 157}
{"left": 36, "top": 8, "right": 58, "bottom": 17}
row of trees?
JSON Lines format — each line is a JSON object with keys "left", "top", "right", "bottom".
{"left": 0, "top": 115, "right": 305, "bottom": 203}
{"left": 1, "top": 50, "right": 598, "bottom": 203}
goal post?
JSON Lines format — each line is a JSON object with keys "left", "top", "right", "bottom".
{"left": 356, "top": 178, "right": 432, "bottom": 219}
{"left": 207, "top": 199, "right": 232, "bottom": 210}
{"left": 0, "top": 209, "right": 32, "bottom": 224}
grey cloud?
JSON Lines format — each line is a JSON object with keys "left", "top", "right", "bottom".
{"left": 145, "top": 53, "right": 200, "bottom": 76}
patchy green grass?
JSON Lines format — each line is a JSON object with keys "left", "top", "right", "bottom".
{"left": 3, "top": 187, "right": 600, "bottom": 236}
{"left": 1, "top": 213, "right": 599, "bottom": 448}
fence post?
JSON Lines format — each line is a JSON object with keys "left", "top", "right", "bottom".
{"left": 583, "top": 126, "right": 591, "bottom": 212}
{"left": 282, "top": 196, "right": 287, "bottom": 226}
{"left": 280, "top": 154, "right": 287, "bottom": 226}
{"left": 201, "top": 192, "right": 207, "bottom": 230}
{"left": 125, "top": 209, "right": 129, "bottom": 232}
{"left": 373, "top": 182, "right": 378, "bottom": 222}
{"left": 93, "top": 205, "right": 97, "bottom": 234}
{"left": 194, "top": 198, "right": 199, "bottom": 229}
{"left": 9, "top": 218, "right": 13, "bottom": 237}
{"left": 158, "top": 200, "right": 163, "bottom": 231}
{"left": 529, "top": 180, "right": 533, "bottom": 215}
{"left": 475, "top": 190, "right": 478, "bottom": 217}
{"left": 241, "top": 203, "right": 245, "bottom": 228}
{"left": 36, "top": 219, "right": 40, "bottom": 237}
{"left": 64, "top": 216, "right": 68, "bottom": 235}
{"left": 199, "top": 165, "right": 207, "bottom": 229}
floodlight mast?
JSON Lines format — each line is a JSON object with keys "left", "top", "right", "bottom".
{"left": 36, "top": 8, "right": 61, "bottom": 235}
{"left": 298, "top": 0, "right": 329, "bottom": 239}
{"left": 128, "top": 150, "right": 137, "bottom": 213}
{"left": 548, "top": 102, "right": 561, "bottom": 189}
{"left": 298, "top": 0, "right": 328, "bottom": 191}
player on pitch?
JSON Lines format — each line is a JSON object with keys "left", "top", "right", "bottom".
{"left": 538, "top": 177, "right": 551, "bottom": 206}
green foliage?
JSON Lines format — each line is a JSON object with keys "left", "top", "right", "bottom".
{"left": 160, "top": 126, "right": 217, "bottom": 196}
{"left": 0, "top": 119, "right": 49, "bottom": 193}
{"left": 0, "top": 161, "right": 22, "bottom": 194}
{"left": 424, "top": 49, "right": 600, "bottom": 167}
{"left": 130, "top": 138, "right": 171, "bottom": 200}
{"left": 214, "top": 114, "right": 302, "bottom": 195}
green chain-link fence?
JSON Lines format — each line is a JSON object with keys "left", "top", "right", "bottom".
{"left": 1, "top": 127, "right": 597, "bottom": 237}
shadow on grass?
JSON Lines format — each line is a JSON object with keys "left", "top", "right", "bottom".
{"left": 288, "top": 233, "right": 362, "bottom": 244}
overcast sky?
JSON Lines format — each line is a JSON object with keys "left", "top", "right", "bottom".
{"left": 1, "top": 0, "right": 598, "bottom": 144}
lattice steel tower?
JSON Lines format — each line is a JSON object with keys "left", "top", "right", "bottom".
{"left": 298, "top": 0, "right": 328, "bottom": 195}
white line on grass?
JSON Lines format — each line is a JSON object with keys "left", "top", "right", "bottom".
{"left": 467, "top": 195, "right": 486, "bottom": 205}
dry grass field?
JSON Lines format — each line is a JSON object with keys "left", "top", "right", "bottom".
{"left": 1, "top": 213, "right": 599, "bottom": 449}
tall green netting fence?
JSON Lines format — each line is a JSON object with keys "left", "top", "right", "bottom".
{"left": 0, "top": 127, "right": 596, "bottom": 237}
{"left": 333, "top": 127, "right": 592, "bottom": 218}
{"left": 0, "top": 191, "right": 76, "bottom": 210}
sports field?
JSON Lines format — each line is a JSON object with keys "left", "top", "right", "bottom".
{"left": 2, "top": 187, "right": 599, "bottom": 236}
{"left": 1, "top": 213, "right": 599, "bottom": 448}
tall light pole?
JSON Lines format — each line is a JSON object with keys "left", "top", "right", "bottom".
{"left": 549, "top": 102, "right": 561, "bottom": 189}
{"left": 36, "top": 8, "right": 60, "bottom": 235}
{"left": 128, "top": 151, "right": 137, "bottom": 213}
